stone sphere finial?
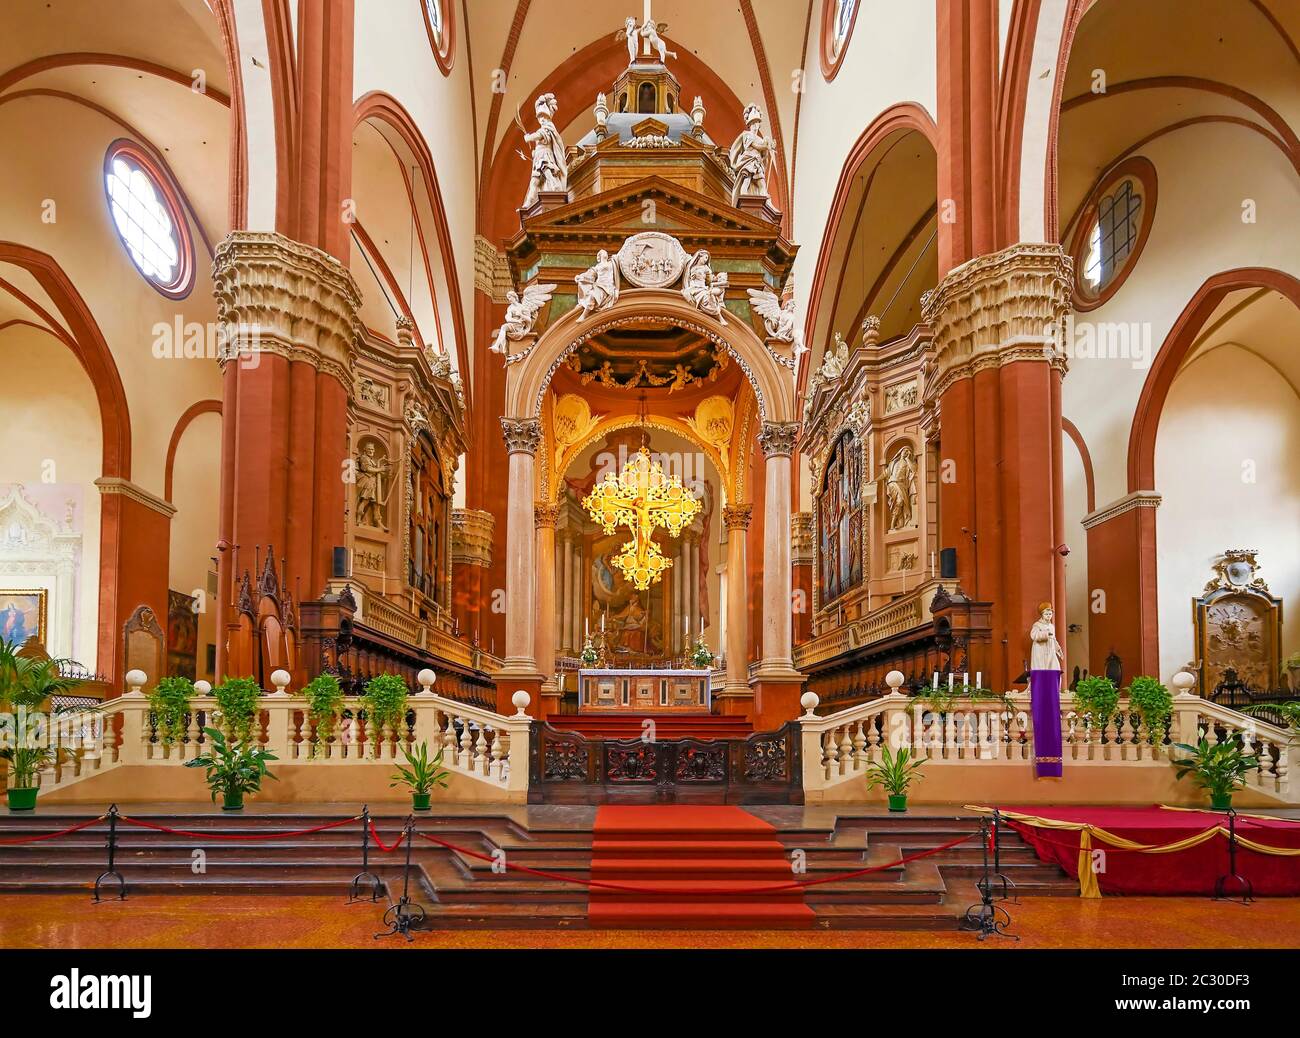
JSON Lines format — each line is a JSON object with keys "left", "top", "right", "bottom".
{"left": 416, "top": 669, "right": 437, "bottom": 696}
{"left": 269, "top": 669, "right": 291, "bottom": 696}
{"left": 123, "top": 670, "right": 147, "bottom": 697}
{"left": 512, "top": 690, "right": 532, "bottom": 717}
{"left": 194, "top": 680, "right": 212, "bottom": 697}
{"left": 885, "top": 670, "right": 905, "bottom": 693}
{"left": 1171, "top": 671, "right": 1197, "bottom": 696}
{"left": 800, "top": 691, "right": 820, "bottom": 716}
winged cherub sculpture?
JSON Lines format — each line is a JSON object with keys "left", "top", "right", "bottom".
{"left": 746, "top": 288, "right": 806, "bottom": 356}
{"left": 489, "top": 283, "right": 557, "bottom": 355}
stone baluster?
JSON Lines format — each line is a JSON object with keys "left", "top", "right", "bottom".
{"left": 851, "top": 721, "right": 867, "bottom": 771}
{"left": 822, "top": 728, "right": 839, "bottom": 780}
{"left": 458, "top": 720, "right": 474, "bottom": 770}
{"left": 489, "top": 728, "right": 506, "bottom": 782}
{"left": 442, "top": 712, "right": 459, "bottom": 766}
{"left": 837, "top": 725, "right": 852, "bottom": 776}
{"left": 474, "top": 727, "right": 489, "bottom": 776}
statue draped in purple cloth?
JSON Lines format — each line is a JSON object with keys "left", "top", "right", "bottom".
{"left": 1028, "top": 602, "right": 1065, "bottom": 778}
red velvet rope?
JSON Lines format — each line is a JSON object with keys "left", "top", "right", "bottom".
{"left": 0, "top": 814, "right": 105, "bottom": 844}
{"left": 368, "top": 819, "right": 406, "bottom": 853}
{"left": 405, "top": 828, "right": 979, "bottom": 895}
{"left": 119, "top": 815, "right": 360, "bottom": 840}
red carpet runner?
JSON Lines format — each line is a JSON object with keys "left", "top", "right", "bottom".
{"left": 587, "top": 805, "right": 816, "bottom": 928}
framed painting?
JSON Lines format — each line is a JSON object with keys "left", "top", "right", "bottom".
{"left": 0, "top": 590, "right": 47, "bottom": 649}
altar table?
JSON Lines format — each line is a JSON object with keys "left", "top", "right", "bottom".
{"left": 578, "top": 668, "right": 711, "bottom": 713}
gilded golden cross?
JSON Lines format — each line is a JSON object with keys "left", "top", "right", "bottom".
{"left": 583, "top": 447, "right": 700, "bottom": 590}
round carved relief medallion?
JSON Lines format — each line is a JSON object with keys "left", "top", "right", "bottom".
{"left": 615, "top": 232, "right": 689, "bottom": 289}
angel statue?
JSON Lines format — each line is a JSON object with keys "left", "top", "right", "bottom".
{"left": 519, "top": 93, "right": 567, "bottom": 209}
{"left": 640, "top": 16, "right": 676, "bottom": 63}
{"left": 617, "top": 17, "right": 639, "bottom": 65}
{"left": 746, "top": 288, "right": 806, "bottom": 356}
{"left": 728, "top": 104, "right": 776, "bottom": 205}
{"left": 490, "top": 283, "right": 556, "bottom": 355}
{"left": 576, "top": 250, "right": 620, "bottom": 320}
{"left": 682, "top": 250, "right": 728, "bottom": 325}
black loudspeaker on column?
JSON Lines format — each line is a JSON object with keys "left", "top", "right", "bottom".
{"left": 939, "top": 547, "right": 958, "bottom": 579}
{"left": 332, "top": 547, "right": 351, "bottom": 578}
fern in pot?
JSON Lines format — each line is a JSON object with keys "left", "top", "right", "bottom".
{"left": 865, "top": 744, "right": 926, "bottom": 812}
{"left": 362, "top": 674, "right": 409, "bottom": 758}
{"left": 1072, "top": 674, "right": 1119, "bottom": 735}
{"left": 1127, "top": 676, "right": 1172, "bottom": 743}
{"left": 390, "top": 740, "right": 450, "bottom": 810}
{"left": 212, "top": 676, "right": 261, "bottom": 744}
{"left": 148, "top": 676, "right": 195, "bottom": 750}
{"left": 184, "top": 727, "right": 278, "bottom": 810}
{"left": 302, "top": 674, "right": 344, "bottom": 758}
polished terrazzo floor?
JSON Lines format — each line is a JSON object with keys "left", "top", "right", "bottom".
{"left": 1, "top": 895, "right": 1297, "bottom": 949}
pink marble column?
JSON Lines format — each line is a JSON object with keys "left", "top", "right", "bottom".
{"left": 499, "top": 418, "right": 542, "bottom": 679}
{"left": 534, "top": 503, "right": 559, "bottom": 689}
{"left": 757, "top": 422, "right": 801, "bottom": 676}
{"left": 723, "top": 504, "right": 753, "bottom": 693}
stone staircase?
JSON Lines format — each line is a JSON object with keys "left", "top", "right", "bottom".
{"left": 0, "top": 806, "right": 1075, "bottom": 929}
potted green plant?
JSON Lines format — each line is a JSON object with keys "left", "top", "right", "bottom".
{"left": 1245, "top": 701, "right": 1300, "bottom": 733}
{"left": 212, "top": 676, "right": 261, "bottom": 743}
{"left": 864, "top": 744, "right": 926, "bottom": 811}
{"left": 390, "top": 740, "right": 450, "bottom": 810}
{"left": 302, "top": 674, "right": 344, "bottom": 757}
{"left": 1127, "top": 675, "right": 1172, "bottom": 742}
{"left": 1073, "top": 674, "right": 1119, "bottom": 728}
{"left": 362, "top": 674, "right": 408, "bottom": 757}
{"left": 579, "top": 639, "right": 599, "bottom": 667}
{"left": 0, "top": 646, "right": 82, "bottom": 811}
{"left": 1171, "top": 733, "right": 1259, "bottom": 810}
{"left": 184, "top": 726, "right": 278, "bottom": 810}
{"left": 148, "top": 675, "right": 195, "bottom": 748}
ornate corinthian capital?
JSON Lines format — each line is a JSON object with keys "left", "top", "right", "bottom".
{"left": 758, "top": 421, "right": 800, "bottom": 458}
{"left": 500, "top": 417, "right": 542, "bottom": 455}
{"left": 212, "top": 231, "right": 362, "bottom": 386}
{"left": 534, "top": 502, "right": 561, "bottom": 529}
{"left": 723, "top": 503, "right": 753, "bottom": 531}
{"left": 920, "top": 242, "right": 1073, "bottom": 401}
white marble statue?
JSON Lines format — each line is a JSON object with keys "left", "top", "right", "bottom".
{"left": 818, "top": 332, "right": 850, "bottom": 381}
{"left": 746, "top": 288, "right": 806, "bottom": 355}
{"left": 1029, "top": 603, "right": 1065, "bottom": 672}
{"left": 490, "top": 283, "right": 556, "bottom": 354}
{"left": 520, "top": 93, "right": 567, "bottom": 209}
{"left": 884, "top": 444, "right": 917, "bottom": 531}
{"left": 682, "top": 250, "right": 728, "bottom": 324}
{"left": 575, "top": 250, "right": 620, "bottom": 320}
{"left": 728, "top": 104, "right": 776, "bottom": 205}
{"left": 639, "top": 17, "right": 675, "bottom": 63}
{"left": 617, "top": 17, "right": 640, "bottom": 65}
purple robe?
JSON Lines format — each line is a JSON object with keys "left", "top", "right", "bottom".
{"left": 1030, "top": 669, "right": 1063, "bottom": 778}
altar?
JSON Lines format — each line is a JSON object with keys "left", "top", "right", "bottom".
{"left": 578, "top": 668, "right": 711, "bottom": 713}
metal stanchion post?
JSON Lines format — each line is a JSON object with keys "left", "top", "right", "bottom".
{"left": 960, "top": 816, "right": 1017, "bottom": 940}
{"left": 348, "top": 805, "right": 383, "bottom": 903}
{"left": 374, "top": 815, "right": 425, "bottom": 941}
{"left": 976, "top": 808, "right": 1016, "bottom": 903}
{"left": 92, "top": 804, "right": 126, "bottom": 903}
{"left": 1214, "top": 806, "right": 1254, "bottom": 903}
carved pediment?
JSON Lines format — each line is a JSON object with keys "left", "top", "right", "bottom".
{"left": 512, "top": 177, "right": 791, "bottom": 246}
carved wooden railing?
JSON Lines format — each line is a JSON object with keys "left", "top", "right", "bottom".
{"left": 32, "top": 671, "right": 531, "bottom": 798}
{"left": 799, "top": 674, "right": 1296, "bottom": 802}
{"left": 300, "top": 589, "right": 500, "bottom": 711}
{"left": 529, "top": 721, "right": 802, "bottom": 804}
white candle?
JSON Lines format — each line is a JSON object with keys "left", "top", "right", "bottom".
{"left": 976, "top": 671, "right": 982, "bottom": 691}
{"left": 948, "top": 673, "right": 954, "bottom": 693}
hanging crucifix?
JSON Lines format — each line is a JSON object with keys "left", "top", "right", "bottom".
{"left": 583, "top": 447, "right": 700, "bottom": 590}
